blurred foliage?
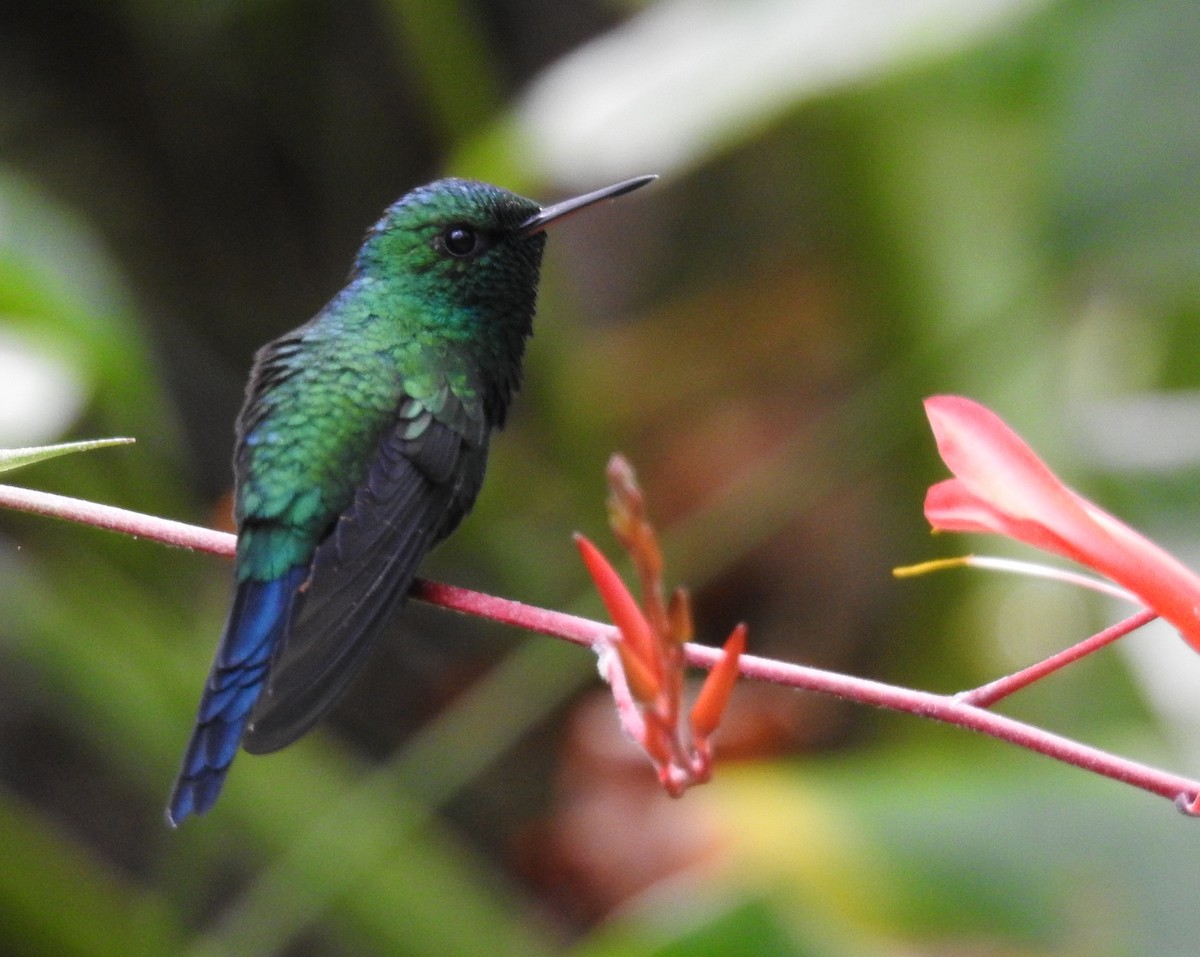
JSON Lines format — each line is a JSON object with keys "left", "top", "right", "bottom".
{"left": 0, "top": 0, "right": 1199, "bottom": 954}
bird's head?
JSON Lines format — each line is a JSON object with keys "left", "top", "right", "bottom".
{"left": 354, "top": 175, "right": 655, "bottom": 326}
{"left": 352, "top": 175, "right": 655, "bottom": 413}
{"left": 355, "top": 179, "right": 544, "bottom": 322}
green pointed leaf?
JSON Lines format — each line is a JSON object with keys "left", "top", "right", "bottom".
{"left": 0, "top": 437, "right": 134, "bottom": 475}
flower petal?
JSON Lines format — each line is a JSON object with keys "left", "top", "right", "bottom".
{"left": 925, "top": 396, "right": 1093, "bottom": 532}
{"left": 926, "top": 478, "right": 1081, "bottom": 558}
{"left": 574, "top": 533, "right": 662, "bottom": 686}
{"left": 690, "top": 623, "right": 746, "bottom": 741}
{"left": 924, "top": 395, "right": 1200, "bottom": 652}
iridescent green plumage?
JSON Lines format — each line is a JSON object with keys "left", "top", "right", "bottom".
{"left": 167, "top": 175, "right": 654, "bottom": 825}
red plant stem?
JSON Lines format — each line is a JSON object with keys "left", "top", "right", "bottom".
{"left": 411, "top": 579, "right": 609, "bottom": 647}
{"left": 958, "top": 608, "right": 1159, "bottom": 709}
{"left": 419, "top": 579, "right": 1200, "bottom": 809}
{"left": 4, "top": 481, "right": 1199, "bottom": 813}
{"left": 0, "top": 483, "right": 235, "bottom": 556}
{"left": 717, "top": 646, "right": 1200, "bottom": 811}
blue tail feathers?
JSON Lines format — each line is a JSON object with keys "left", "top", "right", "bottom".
{"left": 166, "top": 566, "right": 306, "bottom": 826}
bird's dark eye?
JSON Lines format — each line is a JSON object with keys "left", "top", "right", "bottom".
{"left": 439, "top": 224, "right": 483, "bottom": 258}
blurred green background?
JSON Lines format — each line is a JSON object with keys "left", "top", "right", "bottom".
{"left": 2, "top": 0, "right": 1200, "bottom": 954}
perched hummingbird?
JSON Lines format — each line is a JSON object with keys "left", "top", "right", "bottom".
{"left": 167, "top": 174, "right": 654, "bottom": 825}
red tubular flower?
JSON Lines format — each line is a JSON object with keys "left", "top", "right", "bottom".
{"left": 575, "top": 456, "right": 746, "bottom": 795}
{"left": 574, "top": 533, "right": 662, "bottom": 699}
{"left": 924, "top": 394, "right": 1200, "bottom": 651}
{"left": 690, "top": 624, "right": 746, "bottom": 742}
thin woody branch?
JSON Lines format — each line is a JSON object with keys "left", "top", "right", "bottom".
{"left": 2, "top": 480, "right": 1198, "bottom": 813}
{"left": 957, "top": 609, "right": 1158, "bottom": 708}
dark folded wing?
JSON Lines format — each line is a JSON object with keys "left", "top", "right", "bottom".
{"left": 242, "top": 411, "right": 487, "bottom": 754}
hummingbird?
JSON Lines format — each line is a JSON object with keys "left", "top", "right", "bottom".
{"left": 167, "top": 174, "right": 655, "bottom": 825}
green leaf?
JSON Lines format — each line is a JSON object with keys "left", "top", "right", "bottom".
{"left": 0, "top": 437, "right": 134, "bottom": 475}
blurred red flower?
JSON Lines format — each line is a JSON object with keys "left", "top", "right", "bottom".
{"left": 924, "top": 394, "right": 1200, "bottom": 651}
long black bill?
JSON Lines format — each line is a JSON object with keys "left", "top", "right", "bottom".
{"left": 519, "top": 174, "right": 657, "bottom": 237}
